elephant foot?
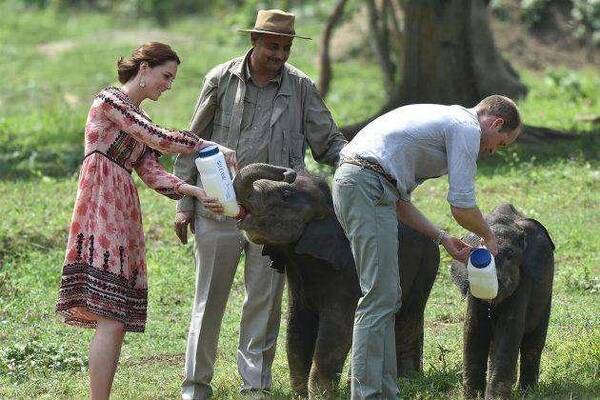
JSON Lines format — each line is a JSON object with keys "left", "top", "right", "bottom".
{"left": 308, "top": 375, "right": 338, "bottom": 400}
{"left": 291, "top": 384, "right": 308, "bottom": 400}
{"left": 396, "top": 351, "right": 423, "bottom": 378}
{"left": 464, "top": 387, "right": 484, "bottom": 399}
{"left": 484, "top": 383, "right": 513, "bottom": 400}
{"left": 292, "top": 391, "right": 309, "bottom": 400}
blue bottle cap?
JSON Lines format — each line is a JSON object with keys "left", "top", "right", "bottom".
{"left": 470, "top": 248, "right": 492, "bottom": 269}
{"left": 197, "top": 145, "right": 219, "bottom": 158}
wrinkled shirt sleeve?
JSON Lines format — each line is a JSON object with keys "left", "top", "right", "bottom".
{"left": 303, "top": 81, "right": 347, "bottom": 167}
{"left": 445, "top": 123, "right": 480, "bottom": 208}
{"left": 173, "top": 72, "right": 220, "bottom": 213}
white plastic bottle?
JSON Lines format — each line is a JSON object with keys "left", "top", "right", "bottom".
{"left": 467, "top": 247, "right": 498, "bottom": 300}
{"left": 194, "top": 145, "right": 241, "bottom": 218}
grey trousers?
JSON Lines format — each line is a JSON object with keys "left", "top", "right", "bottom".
{"left": 182, "top": 216, "right": 285, "bottom": 400}
{"left": 332, "top": 163, "right": 402, "bottom": 400}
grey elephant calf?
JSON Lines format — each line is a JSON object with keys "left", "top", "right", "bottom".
{"left": 450, "top": 203, "right": 555, "bottom": 399}
{"left": 233, "top": 163, "right": 439, "bottom": 399}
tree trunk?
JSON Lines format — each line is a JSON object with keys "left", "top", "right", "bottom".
{"left": 318, "top": 0, "right": 349, "bottom": 98}
{"left": 399, "top": 0, "right": 526, "bottom": 106}
{"left": 341, "top": 0, "right": 528, "bottom": 138}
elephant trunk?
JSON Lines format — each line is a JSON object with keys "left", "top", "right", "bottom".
{"left": 233, "top": 163, "right": 296, "bottom": 209}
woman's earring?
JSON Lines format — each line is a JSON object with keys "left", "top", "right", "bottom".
{"left": 139, "top": 78, "right": 146, "bottom": 88}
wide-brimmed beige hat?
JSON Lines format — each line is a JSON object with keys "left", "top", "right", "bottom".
{"left": 239, "top": 9, "right": 311, "bottom": 40}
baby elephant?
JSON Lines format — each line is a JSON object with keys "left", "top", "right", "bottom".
{"left": 233, "top": 163, "right": 439, "bottom": 399}
{"left": 450, "top": 203, "right": 555, "bottom": 399}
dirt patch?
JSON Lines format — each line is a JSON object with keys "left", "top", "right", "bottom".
{"left": 37, "top": 40, "right": 78, "bottom": 58}
{"left": 92, "top": 29, "right": 189, "bottom": 46}
{"left": 36, "top": 29, "right": 190, "bottom": 59}
{"left": 491, "top": 2, "right": 598, "bottom": 71}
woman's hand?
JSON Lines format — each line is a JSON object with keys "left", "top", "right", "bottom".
{"left": 178, "top": 184, "right": 224, "bottom": 214}
{"left": 441, "top": 235, "right": 473, "bottom": 263}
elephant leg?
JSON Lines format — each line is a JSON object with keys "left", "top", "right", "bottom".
{"left": 519, "top": 301, "right": 551, "bottom": 393}
{"left": 394, "top": 312, "right": 424, "bottom": 377}
{"left": 486, "top": 293, "right": 528, "bottom": 400}
{"left": 463, "top": 298, "right": 492, "bottom": 399}
{"left": 287, "top": 304, "right": 318, "bottom": 398}
{"left": 308, "top": 315, "right": 353, "bottom": 400}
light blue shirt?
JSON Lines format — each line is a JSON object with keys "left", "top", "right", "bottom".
{"left": 340, "top": 104, "right": 481, "bottom": 208}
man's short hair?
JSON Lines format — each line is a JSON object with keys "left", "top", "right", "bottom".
{"left": 476, "top": 95, "right": 521, "bottom": 133}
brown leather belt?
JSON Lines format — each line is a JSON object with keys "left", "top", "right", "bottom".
{"left": 342, "top": 157, "right": 397, "bottom": 186}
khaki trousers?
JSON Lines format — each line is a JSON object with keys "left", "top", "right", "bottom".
{"left": 332, "top": 163, "right": 402, "bottom": 400}
{"left": 182, "top": 216, "right": 285, "bottom": 400}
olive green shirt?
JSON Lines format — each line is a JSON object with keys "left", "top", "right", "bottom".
{"left": 238, "top": 61, "right": 280, "bottom": 166}
{"left": 174, "top": 49, "right": 347, "bottom": 219}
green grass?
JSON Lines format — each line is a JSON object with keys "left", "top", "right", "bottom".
{"left": 1, "top": 3, "right": 599, "bottom": 399}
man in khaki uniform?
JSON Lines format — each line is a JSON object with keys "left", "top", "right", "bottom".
{"left": 173, "top": 9, "right": 347, "bottom": 400}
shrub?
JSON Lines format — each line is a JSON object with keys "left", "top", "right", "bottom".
{"left": 572, "top": 0, "right": 600, "bottom": 46}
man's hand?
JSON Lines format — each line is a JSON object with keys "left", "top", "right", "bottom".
{"left": 198, "top": 140, "right": 238, "bottom": 171}
{"left": 218, "top": 144, "right": 238, "bottom": 172}
{"left": 174, "top": 211, "right": 194, "bottom": 244}
{"left": 441, "top": 235, "right": 473, "bottom": 263}
{"left": 482, "top": 232, "right": 498, "bottom": 255}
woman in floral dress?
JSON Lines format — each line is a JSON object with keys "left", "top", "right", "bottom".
{"left": 56, "top": 42, "right": 234, "bottom": 400}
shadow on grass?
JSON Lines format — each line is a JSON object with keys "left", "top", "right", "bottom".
{"left": 0, "top": 143, "right": 180, "bottom": 181}
{"left": 0, "top": 143, "right": 84, "bottom": 181}
{"left": 476, "top": 128, "right": 599, "bottom": 178}
{"left": 0, "top": 227, "right": 68, "bottom": 264}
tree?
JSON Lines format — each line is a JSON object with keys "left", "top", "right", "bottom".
{"left": 319, "top": 0, "right": 530, "bottom": 138}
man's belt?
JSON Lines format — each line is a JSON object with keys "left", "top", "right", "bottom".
{"left": 341, "top": 157, "right": 397, "bottom": 186}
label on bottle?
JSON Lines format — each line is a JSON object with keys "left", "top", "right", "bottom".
{"left": 213, "top": 158, "right": 234, "bottom": 202}
{"left": 223, "top": 183, "right": 236, "bottom": 202}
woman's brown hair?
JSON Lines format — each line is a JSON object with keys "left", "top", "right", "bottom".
{"left": 117, "top": 42, "right": 181, "bottom": 84}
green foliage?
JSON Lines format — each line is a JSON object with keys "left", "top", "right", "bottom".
{"left": 490, "top": 0, "right": 511, "bottom": 21}
{"left": 520, "top": 0, "right": 552, "bottom": 28}
{"left": 572, "top": 0, "right": 600, "bottom": 46}
{"left": 543, "top": 68, "right": 587, "bottom": 101}
{"left": 520, "top": 0, "right": 600, "bottom": 45}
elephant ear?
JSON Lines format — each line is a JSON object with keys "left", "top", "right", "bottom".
{"left": 261, "top": 245, "right": 289, "bottom": 274}
{"left": 449, "top": 232, "right": 479, "bottom": 298}
{"left": 450, "top": 260, "right": 470, "bottom": 298}
{"left": 517, "top": 218, "right": 555, "bottom": 283}
{"left": 294, "top": 216, "right": 355, "bottom": 271}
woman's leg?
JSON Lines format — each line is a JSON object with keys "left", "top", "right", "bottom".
{"left": 89, "top": 316, "right": 126, "bottom": 400}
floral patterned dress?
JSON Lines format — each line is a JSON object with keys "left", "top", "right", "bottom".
{"left": 56, "top": 86, "right": 201, "bottom": 332}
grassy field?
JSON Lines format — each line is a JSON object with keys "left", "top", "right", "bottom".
{"left": 1, "top": 3, "right": 599, "bottom": 399}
